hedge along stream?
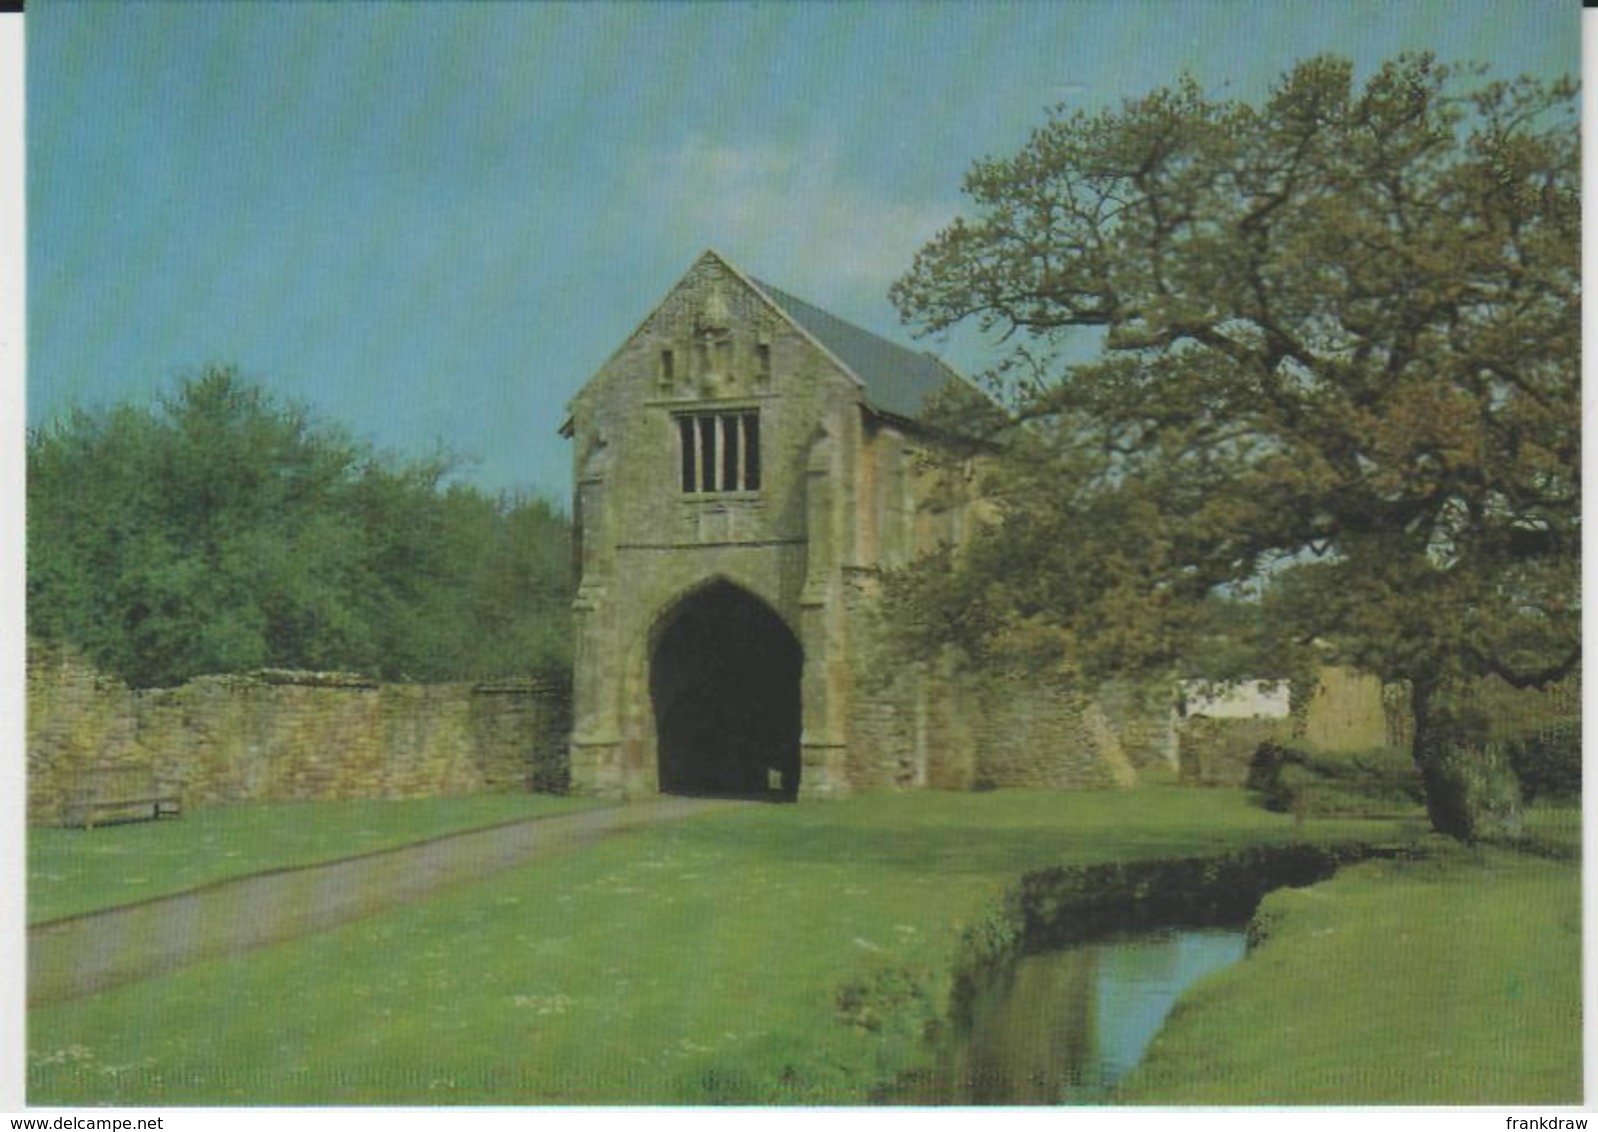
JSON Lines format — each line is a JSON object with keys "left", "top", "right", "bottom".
{"left": 880, "top": 840, "right": 1420, "bottom": 1103}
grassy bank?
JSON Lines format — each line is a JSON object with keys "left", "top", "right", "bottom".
{"left": 28, "top": 788, "right": 1406, "bottom": 1105}
{"left": 1116, "top": 830, "right": 1581, "bottom": 1104}
{"left": 28, "top": 794, "right": 608, "bottom": 923}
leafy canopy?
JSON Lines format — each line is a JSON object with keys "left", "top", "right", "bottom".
{"left": 889, "top": 54, "right": 1578, "bottom": 704}
{"left": 28, "top": 368, "right": 573, "bottom": 687}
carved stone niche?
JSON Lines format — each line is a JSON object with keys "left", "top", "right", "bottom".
{"left": 694, "top": 286, "right": 737, "bottom": 398}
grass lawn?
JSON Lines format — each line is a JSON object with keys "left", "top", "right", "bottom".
{"left": 27, "top": 787, "right": 1415, "bottom": 1105}
{"left": 1517, "top": 802, "right": 1582, "bottom": 856}
{"left": 1116, "top": 834, "right": 1582, "bottom": 1104}
{"left": 28, "top": 794, "right": 610, "bottom": 924}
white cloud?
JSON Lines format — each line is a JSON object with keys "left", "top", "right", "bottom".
{"left": 634, "top": 135, "right": 960, "bottom": 308}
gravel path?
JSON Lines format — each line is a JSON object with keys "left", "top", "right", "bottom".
{"left": 28, "top": 796, "right": 734, "bottom": 1006}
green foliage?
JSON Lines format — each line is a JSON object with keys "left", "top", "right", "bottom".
{"left": 1503, "top": 717, "right": 1580, "bottom": 803}
{"left": 1245, "top": 741, "right": 1424, "bottom": 816}
{"left": 1179, "top": 716, "right": 1294, "bottom": 787}
{"left": 1421, "top": 740, "right": 1523, "bottom": 841}
{"left": 1243, "top": 741, "right": 1305, "bottom": 804}
{"left": 1411, "top": 680, "right": 1529, "bottom": 841}
{"left": 28, "top": 368, "right": 572, "bottom": 686}
{"left": 1436, "top": 675, "right": 1582, "bottom": 804}
{"left": 1513, "top": 803, "right": 1581, "bottom": 859}
{"left": 835, "top": 965, "right": 934, "bottom": 1034}
{"left": 890, "top": 55, "right": 1579, "bottom": 838}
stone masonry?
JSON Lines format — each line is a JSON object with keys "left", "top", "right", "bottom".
{"left": 26, "top": 641, "right": 571, "bottom": 824}
{"left": 562, "top": 251, "right": 1134, "bottom": 800}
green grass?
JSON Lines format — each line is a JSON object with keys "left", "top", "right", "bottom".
{"left": 1116, "top": 835, "right": 1582, "bottom": 1104}
{"left": 1515, "top": 802, "right": 1582, "bottom": 856}
{"left": 28, "top": 794, "right": 609, "bottom": 924}
{"left": 33, "top": 789, "right": 1574, "bottom": 1106}
{"left": 30, "top": 787, "right": 1407, "bottom": 1105}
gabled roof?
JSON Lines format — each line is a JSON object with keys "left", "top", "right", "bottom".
{"left": 745, "top": 274, "right": 966, "bottom": 424}
{"left": 562, "top": 250, "right": 975, "bottom": 436}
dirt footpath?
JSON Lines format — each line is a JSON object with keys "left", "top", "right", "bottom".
{"left": 28, "top": 796, "right": 733, "bottom": 1006}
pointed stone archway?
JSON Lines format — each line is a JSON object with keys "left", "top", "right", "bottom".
{"left": 648, "top": 580, "right": 802, "bottom": 801}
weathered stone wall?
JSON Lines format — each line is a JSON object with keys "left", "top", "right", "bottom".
{"left": 27, "top": 646, "right": 142, "bottom": 825}
{"left": 1175, "top": 666, "right": 1422, "bottom": 785}
{"left": 565, "top": 252, "right": 863, "bottom": 797}
{"left": 968, "top": 674, "right": 1137, "bottom": 790}
{"left": 845, "top": 653, "right": 975, "bottom": 791}
{"left": 1178, "top": 716, "right": 1294, "bottom": 787}
{"left": 1094, "top": 681, "right": 1179, "bottom": 769}
{"left": 26, "top": 643, "right": 571, "bottom": 824}
{"left": 1301, "top": 666, "right": 1395, "bottom": 751}
{"left": 574, "top": 254, "right": 1393, "bottom": 799}
{"left": 846, "top": 665, "right": 1138, "bottom": 792}
{"left": 838, "top": 574, "right": 1140, "bottom": 794}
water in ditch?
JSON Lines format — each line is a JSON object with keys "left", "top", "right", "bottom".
{"left": 896, "top": 926, "right": 1248, "bottom": 1105}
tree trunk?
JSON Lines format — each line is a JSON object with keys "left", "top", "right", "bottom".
{"left": 1411, "top": 678, "right": 1470, "bottom": 840}
{"left": 1410, "top": 676, "right": 1522, "bottom": 842}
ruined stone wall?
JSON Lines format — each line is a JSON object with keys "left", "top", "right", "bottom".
{"left": 1177, "top": 716, "right": 1294, "bottom": 787}
{"left": 26, "top": 643, "right": 571, "bottom": 824}
{"left": 1301, "top": 666, "right": 1395, "bottom": 751}
{"left": 1174, "top": 667, "right": 1423, "bottom": 786}
{"left": 27, "top": 647, "right": 140, "bottom": 824}
{"left": 844, "top": 656, "right": 979, "bottom": 792}
{"left": 843, "top": 622, "right": 1137, "bottom": 792}
{"left": 967, "top": 674, "right": 1138, "bottom": 790}
{"left": 846, "top": 672, "right": 1139, "bottom": 793}
{"left": 839, "top": 558, "right": 1143, "bottom": 794}
{"left": 1094, "top": 681, "right": 1180, "bottom": 769}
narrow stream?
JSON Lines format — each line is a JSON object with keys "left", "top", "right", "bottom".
{"left": 895, "top": 927, "right": 1247, "bottom": 1105}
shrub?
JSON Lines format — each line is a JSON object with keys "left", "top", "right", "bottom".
{"left": 1504, "top": 715, "right": 1581, "bottom": 803}
{"left": 1423, "top": 740, "right": 1524, "bottom": 842}
{"left": 1244, "top": 741, "right": 1304, "bottom": 804}
{"left": 1245, "top": 741, "right": 1423, "bottom": 816}
{"left": 834, "top": 966, "right": 932, "bottom": 1034}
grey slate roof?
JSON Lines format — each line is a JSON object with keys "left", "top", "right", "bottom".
{"left": 748, "top": 276, "right": 965, "bottom": 423}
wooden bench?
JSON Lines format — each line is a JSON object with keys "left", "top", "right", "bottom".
{"left": 64, "top": 796, "right": 183, "bottom": 829}
{"left": 62, "top": 766, "right": 184, "bottom": 829}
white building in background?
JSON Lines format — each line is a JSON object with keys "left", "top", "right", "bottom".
{"left": 1179, "top": 680, "right": 1293, "bottom": 720}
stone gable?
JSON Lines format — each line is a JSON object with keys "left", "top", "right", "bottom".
{"left": 564, "top": 251, "right": 1135, "bottom": 800}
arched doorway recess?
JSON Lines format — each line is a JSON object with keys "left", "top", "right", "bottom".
{"left": 649, "top": 581, "right": 802, "bottom": 800}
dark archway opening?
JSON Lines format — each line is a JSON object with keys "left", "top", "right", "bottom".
{"left": 650, "top": 581, "right": 802, "bottom": 801}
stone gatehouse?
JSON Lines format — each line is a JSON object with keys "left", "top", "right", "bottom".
{"left": 562, "top": 251, "right": 1135, "bottom": 800}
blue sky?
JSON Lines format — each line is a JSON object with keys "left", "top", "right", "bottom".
{"left": 27, "top": 0, "right": 1579, "bottom": 504}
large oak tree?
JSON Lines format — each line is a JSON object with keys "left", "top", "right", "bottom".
{"left": 890, "top": 55, "right": 1578, "bottom": 838}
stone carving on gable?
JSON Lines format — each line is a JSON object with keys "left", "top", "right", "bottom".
{"left": 697, "top": 285, "right": 731, "bottom": 334}
{"left": 692, "top": 285, "right": 737, "bottom": 399}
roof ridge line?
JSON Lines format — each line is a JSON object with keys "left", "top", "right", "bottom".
{"left": 747, "top": 274, "right": 938, "bottom": 365}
